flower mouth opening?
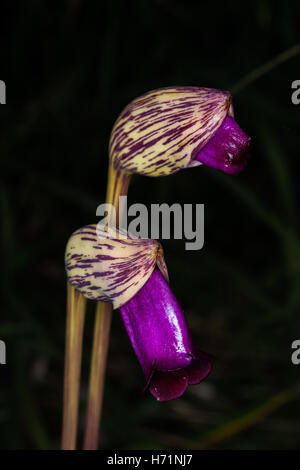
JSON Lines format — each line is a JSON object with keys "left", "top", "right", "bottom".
{"left": 143, "top": 352, "right": 213, "bottom": 402}
{"left": 194, "top": 115, "right": 251, "bottom": 176}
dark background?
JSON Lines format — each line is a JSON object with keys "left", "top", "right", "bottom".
{"left": 0, "top": 0, "right": 300, "bottom": 450}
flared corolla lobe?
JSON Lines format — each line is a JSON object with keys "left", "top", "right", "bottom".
{"left": 120, "top": 268, "right": 213, "bottom": 401}
{"left": 194, "top": 116, "right": 251, "bottom": 175}
{"left": 65, "top": 224, "right": 168, "bottom": 309}
{"left": 109, "top": 86, "right": 232, "bottom": 176}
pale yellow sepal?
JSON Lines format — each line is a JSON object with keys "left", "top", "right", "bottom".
{"left": 65, "top": 224, "right": 168, "bottom": 309}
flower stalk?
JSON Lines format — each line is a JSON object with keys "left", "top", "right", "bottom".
{"left": 61, "top": 283, "right": 87, "bottom": 450}
{"left": 83, "top": 300, "right": 112, "bottom": 449}
{"left": 83, "top": 164, "right": 131, "bottom": 450}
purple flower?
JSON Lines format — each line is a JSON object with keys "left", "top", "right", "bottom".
{"left": 194, "top": 116, "right": 251, "bottom": 175}
{"left": 65, "top": 225, "right": 212, "bottom": 401}
{"left": 120, "top": 268, "right": 212, "bottom": 401}
{"left": 110, "top": 86, "right": 251, "bottom": 177}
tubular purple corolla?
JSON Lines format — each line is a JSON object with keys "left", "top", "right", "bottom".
{"left": 194, "top": 116, "right": 251, "bottom": 175}
{"left": 119, "top": 268, "right": 212, "bottom": 401}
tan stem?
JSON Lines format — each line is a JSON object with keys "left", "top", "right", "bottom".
{"left": 83, "top": 164, "right": 131, "bottom": 450}
{"left": 82, "top": 302, "right": 112, "bottom": 450}
{"left": 61, "top": 283, "right": 87, "bottom": 450}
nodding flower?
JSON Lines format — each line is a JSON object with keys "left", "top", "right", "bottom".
{"left": 109, "top": 86, "right": 251, "bottom": 177}
{"left": 65, "top": 224, "right": 212, "bottom": 401}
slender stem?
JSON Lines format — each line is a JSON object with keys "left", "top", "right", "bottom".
{"left": 82, "top": 302, "right": 112, "bottom": 450}
{"left": 61, "top": 283, "right": 87, "bottom": 450}
{"left": 232, "top": 43, "right": 300, "bottom": 94}
{"left": 83, "top": 164, "right": 131, "bottom": 450}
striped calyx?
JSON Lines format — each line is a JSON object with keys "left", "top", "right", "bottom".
{"left": 109, "top": 86, "right": 233, "bottom": 177}
{"left": 65, "top": 224, "right": 168, "bottom": 309}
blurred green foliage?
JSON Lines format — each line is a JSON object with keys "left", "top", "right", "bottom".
{"left": 0, "top": 0, "right": 300, "bottom": 450}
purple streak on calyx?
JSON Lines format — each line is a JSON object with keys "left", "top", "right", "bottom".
{"left": 65, "top": 224, "right": 168, "bottom": 309}
{"left": 110, "top": 86, "right": 231, "bottom": 176}
{"left": 194, "top": 116, "right": 251, "bottom": 175}
{"left": 119, "top": 268, "right": 212, "bottom": 401}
